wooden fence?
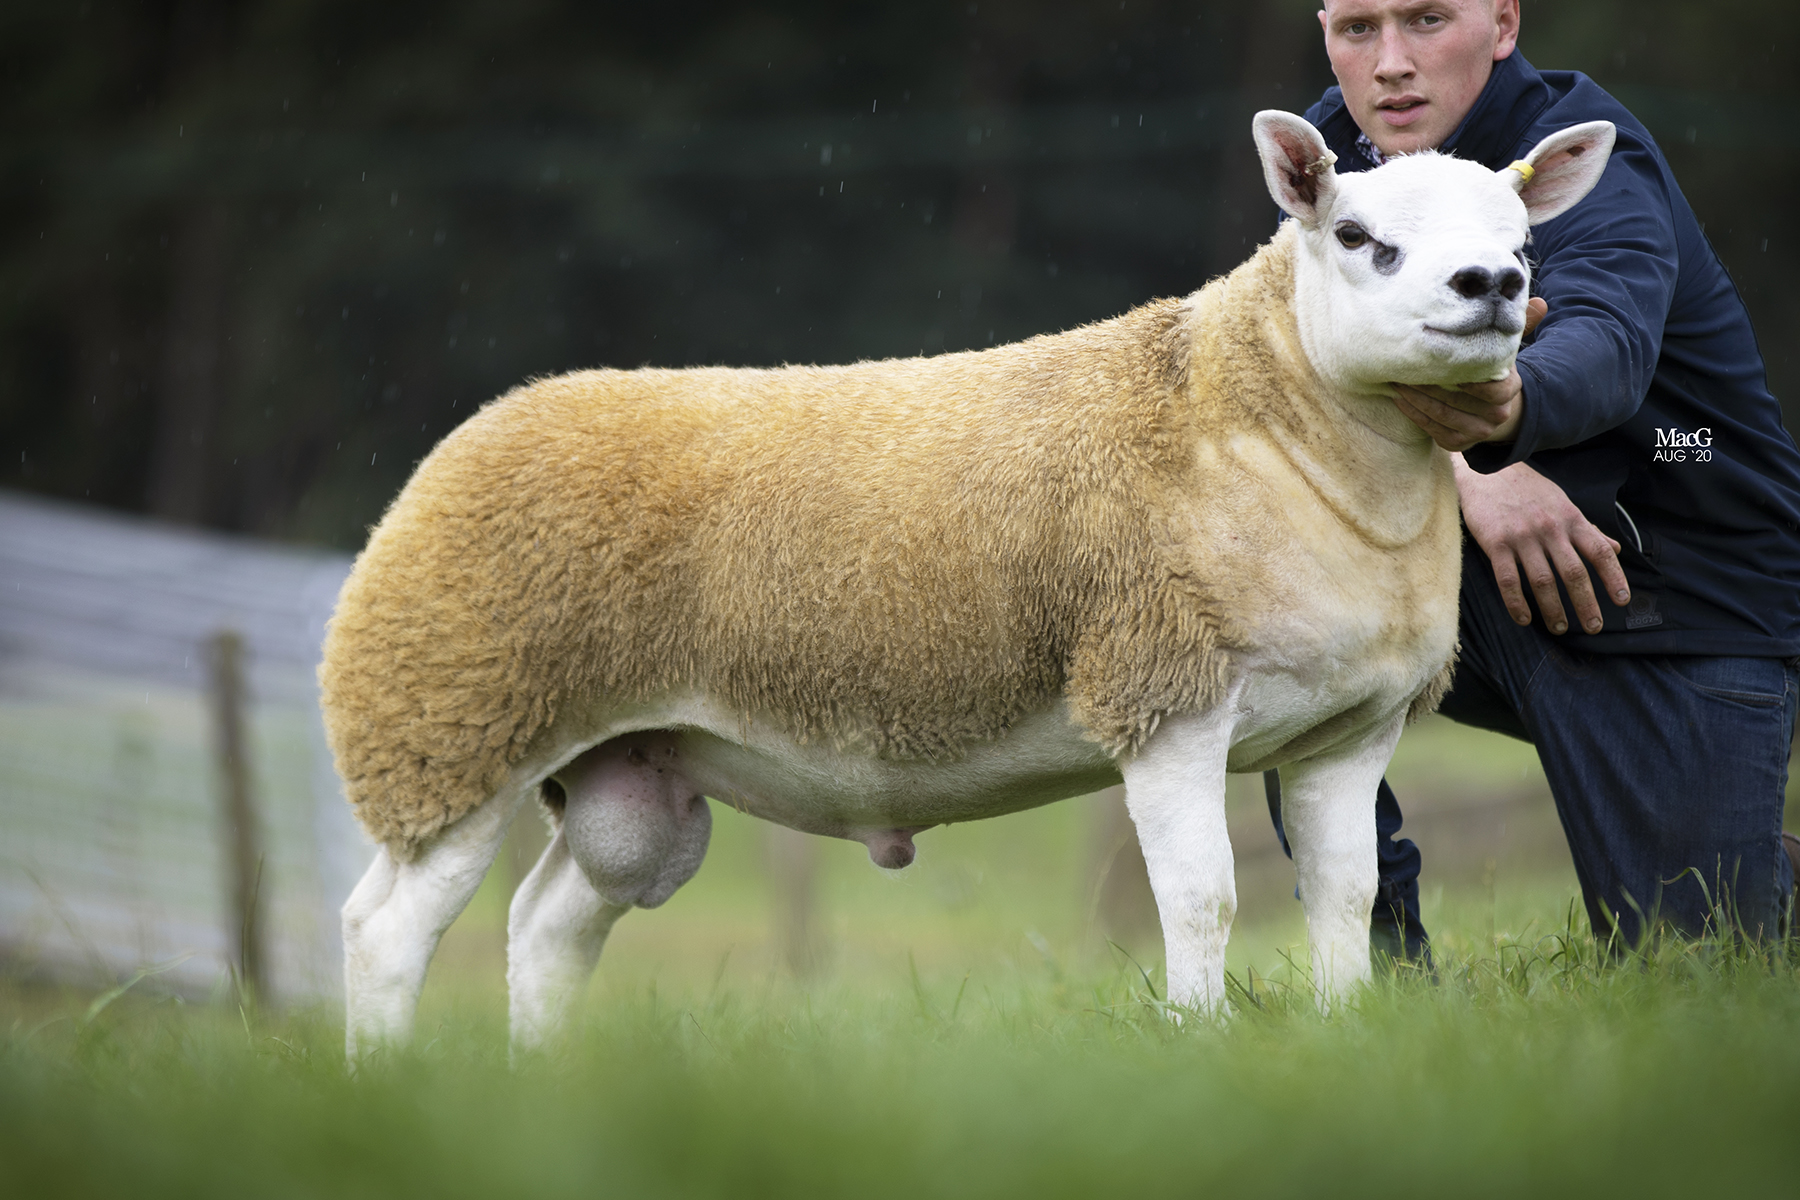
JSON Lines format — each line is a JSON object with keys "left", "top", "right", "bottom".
{"left": 0, "top": 490, "right": 368, "bottom": 1003}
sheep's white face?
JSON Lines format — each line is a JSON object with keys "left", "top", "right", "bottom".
{"left": 1252, "top": 111, "right": 1616, "bottom": 396}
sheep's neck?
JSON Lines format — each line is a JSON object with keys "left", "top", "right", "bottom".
{"left": 1186, "top": 232, "right": 1450, "bottom": 551}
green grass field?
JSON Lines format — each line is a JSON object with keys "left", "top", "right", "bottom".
{"left": 4, "top": 716, "right": 1799, "bottom": 1197}
{"left": 5, "top": 927, "right": 1798, "bottom": 1198}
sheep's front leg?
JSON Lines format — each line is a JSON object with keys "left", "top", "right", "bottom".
{"left": 1276, "top": 714, "right": 1404, "bottom": 1007}
{"left": 1120, "top": 707, "right": 1237, "bottom": 1015}
{"left": 506, "top": 827, "right": 628, "bottom": 1054}
{"left": 342, "top": 792, "right": 521, "bottom": 1062}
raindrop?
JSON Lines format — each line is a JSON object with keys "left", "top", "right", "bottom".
{"left": 821, "top": 144, "right": 833, "bottom": 165}
{"left": 391, "top": 191, "right": 400, "bottom": 207}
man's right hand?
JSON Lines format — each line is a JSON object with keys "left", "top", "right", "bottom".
{"left": 1453, "top": 456, "right": 1632, "bottom": 635}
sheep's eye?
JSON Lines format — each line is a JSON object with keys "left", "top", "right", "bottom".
{"left": 1336, "top": 223, "right": 1369, "bottom": 249}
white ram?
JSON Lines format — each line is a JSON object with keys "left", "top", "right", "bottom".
{"left": 322, "top": 111, "right": 1615, "bottom": 1056}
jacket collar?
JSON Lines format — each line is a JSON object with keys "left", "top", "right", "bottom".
{"left": 1315, "top": 51, "right": 1555, "bottom": 173}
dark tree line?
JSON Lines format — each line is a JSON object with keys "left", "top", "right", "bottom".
{"left": 2, "top": 0, "right": 1795, "bottom": 548}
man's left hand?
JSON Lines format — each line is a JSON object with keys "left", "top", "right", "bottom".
{"left": 1393, "top": 295, "right": 1545, "bottom": 451}
{"left": 1394, "top": 372, "right": 1523, "bottom": 451}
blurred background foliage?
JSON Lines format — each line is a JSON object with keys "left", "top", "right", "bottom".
{"left": 1, "top": 0, "right": 1796, "bottom": 548}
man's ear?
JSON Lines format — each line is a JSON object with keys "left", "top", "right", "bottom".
{"left": 1504, "top": 121, "right": 1616, "bottom": 225}
{"left": 1253, "top": 110, "right": 1339, "bottom": 227}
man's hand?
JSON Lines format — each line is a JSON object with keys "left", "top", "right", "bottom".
{"left": 1454, "top": 455, "right": 1632, "bottom": 635}
{"left": 1393, "top": 296, "right": 1547, "bottom": 452}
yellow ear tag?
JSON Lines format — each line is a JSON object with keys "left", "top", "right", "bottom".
{"left": 1507, "top": 160, "right": 1536, "bottom": 183}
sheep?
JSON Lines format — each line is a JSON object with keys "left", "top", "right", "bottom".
{"left": 323, "top": 111, "right": 1616, "bottom": 1058}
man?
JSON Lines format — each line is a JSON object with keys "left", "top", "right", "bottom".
{"left": 1266, "top": 0, "right": 1800, "bottom": 957}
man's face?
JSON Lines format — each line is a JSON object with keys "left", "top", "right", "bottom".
{"left": 1318, "top": 1, "right": 1520, "bottom": 156}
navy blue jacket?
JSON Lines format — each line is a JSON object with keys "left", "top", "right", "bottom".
{"left": 1303, "top": 51, "right": 1800, "bottom": 656}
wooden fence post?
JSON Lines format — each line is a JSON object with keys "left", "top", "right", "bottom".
{"left": 767, "top": 824, "right": 820, "bottom": 976}
{"left": 208, "top": 629, "right": 266, "bottom": 1005}
{"left": 1088, "top": 785, "right": 1159, "bottom": 948}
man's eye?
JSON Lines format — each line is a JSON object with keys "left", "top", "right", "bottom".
{"left": 1336, "top": 224, "right": 1369, "bottom": 249}
{"left": 1345, "top": 21, "right": 1372, "bottom": 35}
{"left": 1415, "top": 13, "right": 1445, "bottom": 28}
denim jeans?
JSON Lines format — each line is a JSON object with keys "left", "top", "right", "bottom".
{"left": 1268, "top": 541, "right": 1798, "bottom": 949}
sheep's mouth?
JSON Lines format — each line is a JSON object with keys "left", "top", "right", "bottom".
{"left": 1425, "top": 311, "right": 1525, "bottom": 339}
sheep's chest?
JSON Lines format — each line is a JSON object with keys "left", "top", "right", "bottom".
{"left": 1177, "top": 430, "right": 1462, "bottom": 773}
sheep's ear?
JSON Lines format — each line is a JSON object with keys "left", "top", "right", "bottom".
{"left": 1253, "top": 110, "right": 1339, "bottom": 226}
{"left": 1503, "top": 120, "right": 1616, "bottom": 224}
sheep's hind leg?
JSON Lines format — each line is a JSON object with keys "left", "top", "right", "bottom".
{"left": 342, "top": 792, "right": 521, "bottom": 1062}
{"left": 506, "top": 827, "right": 629, "bottom": 1054}
{"left": 1276, "top": 715, "right": 1404, "bottom": 1009}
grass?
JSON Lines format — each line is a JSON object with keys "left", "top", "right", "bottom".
{"left": 4, "top": 714, "right": 1798, "bottom": 1197}
{"left": 4, "top": 904, "right": 1798, "bottom": 1199}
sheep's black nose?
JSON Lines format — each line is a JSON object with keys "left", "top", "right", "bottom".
{"left": 1451, "top": 266, "right": 1526, "bottom": 300}
{"left": 1450, "top": 267, "right": 1493, "bottom": 298}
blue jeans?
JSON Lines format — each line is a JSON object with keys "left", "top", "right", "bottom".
{"left": 1269, "top": 542, "right": 1798, "bottom": 948}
